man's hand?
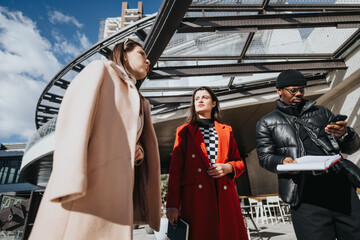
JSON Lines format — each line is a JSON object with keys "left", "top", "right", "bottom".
{"left": 283, "top": 157, "right": 297, "bottom": 164}
{"left": 207, "top": 163, "right": 233, "bottom": 178}
{"left": 166, "top": 208, "right": 179, "bottom": 225}
{"left": 283, "top": 157, "right": 299, "bottom": 174}
{"left": 325, "top": 120, "right": 347, "bottom": 138}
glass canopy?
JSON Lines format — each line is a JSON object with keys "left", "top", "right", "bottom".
{"left": 34, "top": 0, "right": 360, "bottom": 127}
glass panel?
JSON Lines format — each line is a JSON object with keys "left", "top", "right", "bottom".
{"left": 192, "top": 0, "right": 263, "bottom": 4}
{"left": 156, "top": 60, "right": 237, "bottom": 68}
{"left": 185, "top": 11, "right": 259, "bottom": 17}
{"left": 141, "top": 91, "right": 193, "bottom": 97}
{"left": 233, "top": 72, "right": 279, "bottom": 85}
{"left": 270, "top": 0, "right": 360, "bottom": 4}
{"left": 247, "top": 28, "right": 357, "bottom": 54}
{"left": 163, "top": 32, "right": 249, "bottom": 56}
{"left": 141, "top": 75, "right": 231, "bottom": 90}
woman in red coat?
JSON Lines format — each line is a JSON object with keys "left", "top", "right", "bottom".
{"left": 166, "top": 86, "right": 248, "bottom": 240}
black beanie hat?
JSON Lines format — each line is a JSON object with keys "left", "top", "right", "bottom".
{"left": 276, "top": 69, "right": 307, "bottom": 88}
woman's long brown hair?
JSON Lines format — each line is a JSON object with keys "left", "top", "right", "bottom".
{"left": 186, "top": 86, "right": 222, "bottom": 125}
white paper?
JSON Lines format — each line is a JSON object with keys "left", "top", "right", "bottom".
{"left": 276, "top": 154, "right": 342, "bottom": 171}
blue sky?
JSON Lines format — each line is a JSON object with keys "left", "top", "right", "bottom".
{"left": 0, "top": 0, "right": 163, "bottom": 144}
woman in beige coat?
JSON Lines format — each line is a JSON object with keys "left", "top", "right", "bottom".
{"left": 29, "top": 39, "right": 161, "bottom": 240}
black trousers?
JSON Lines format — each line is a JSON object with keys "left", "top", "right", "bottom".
{"left": 291, "top": 188, "right": 360, "bottom": 240}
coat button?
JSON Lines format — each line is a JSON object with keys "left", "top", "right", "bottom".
{"left": 198, "top": 184, "right": 203, "bottom": 189}
{"left": 198, "top": 168, "right": 202, "bottom": 172}
{"left": 192, "top": 154, "right": 195, "bottom": 158}
{"left": 223, "top": 186, "right": 227, "bottom": 190}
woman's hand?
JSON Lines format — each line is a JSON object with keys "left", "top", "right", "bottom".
{"left": 207, "top": 163, "right": 233, "bottom": 178}
{"left": 325, "top": 121, "right": 347, "bottom": 138}
{"left": 166, "top": 208, "right": 179, "bottom": 225}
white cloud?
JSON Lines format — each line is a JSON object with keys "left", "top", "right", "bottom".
{"left": 52, "top": 30, "right": 81, "bottom": 57}
{"left": 77, "top": 31, "right": 91, "bottom": 50}
{"left": 0, "top": 7, "right": 62, "bottom": 141}
{"left": 48, "top": 10, "right": 83, "bottom": 28}
{"left": 52, "top": 30, "right": 92, "bottom": 61}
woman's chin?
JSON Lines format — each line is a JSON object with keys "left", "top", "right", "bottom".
{"left": 135, "top": 73, "right": 147, "bottom": 80}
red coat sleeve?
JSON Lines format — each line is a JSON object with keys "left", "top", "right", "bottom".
{"left": 227, "top": 128, "right": 246, "bottom": 179}
{"left": 166, "top": 126, "right": 187, "bottom": 209}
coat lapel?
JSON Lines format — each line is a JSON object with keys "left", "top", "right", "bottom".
{"left": 214, "top": 121, "right": 229, "bottom": 164}
{"left": 187, "top": 124, "right": 211, "bottom": 168}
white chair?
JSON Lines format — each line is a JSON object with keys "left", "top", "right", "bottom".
{"left": 248, "top": 198, "right": 265, "bottom": 224}
{"left": 263, "top": 196, "right": 285, "bottom": 224}
{"left": 240, "top": 198, "right": 263, "bottom": 239}
{"left": 279, "top": 198, "right": 292, "bottom": 223}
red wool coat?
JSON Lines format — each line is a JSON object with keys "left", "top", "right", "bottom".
{"left": 166, "top": 122, "right": 248, "bottom": 240}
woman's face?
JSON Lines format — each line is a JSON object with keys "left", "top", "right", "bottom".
{"left": 194, "top": 90, "right": 216, "bottom": 119}
{"left": 124, "top": 45, "right": 150, "bottom": 80}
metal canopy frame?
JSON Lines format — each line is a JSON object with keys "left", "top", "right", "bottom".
{"left": 142, "top": 0, "right": 360, "bottom": 110}
{"left": 178, "top": 11, "right": 360, "bottom": 33}
{"left": 34, "top": 0, "right": 360, "bottom": 128}
{"left": 148, "top": 59, "right": 347, "bottom": 79}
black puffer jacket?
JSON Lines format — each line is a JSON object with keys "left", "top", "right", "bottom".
{"left": 256, "top": 99, "right": 360, "bottom": 207}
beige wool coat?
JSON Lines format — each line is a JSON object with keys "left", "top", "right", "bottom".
{"left": 29, "top": 60, "right": 161, "bottom": 240}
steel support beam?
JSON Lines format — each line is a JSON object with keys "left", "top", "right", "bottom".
{"left": 143, "top": 0, "right": 193, "bottom": 74}
{"left": 38, "top": 105, "right": 59, "bottom": 115}
{"left": 159, "top": 54, "right": 332, "bottom": 61}
{"left": 53, "top": 79, "right": 70, "bottom": 89}
{"left": 147, "top": 77, "right": 327, "bottom": 106}
{"left": 148, "top": 60, "right": 347, "bottom": 79}
{"left": 333, "top": 28, "right": 360, "bottom": 58}
{"left": 178, "top": 11, "right": 360, "bottom": 33}
{"left": 42, "top": 93, "right": 63, "bottom": 104}
{"left": 187, "top": 4, "right": 360, "bottom": 12}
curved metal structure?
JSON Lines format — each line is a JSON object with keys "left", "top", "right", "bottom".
{"left": 35, "top": 13, "right": 157, "bottom": 128}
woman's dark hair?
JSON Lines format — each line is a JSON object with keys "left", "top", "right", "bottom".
{"left": 186, "top": 86, "right": 222, "bottom": 124}
{"left": 108, "top": 38, "right": 143, "bottom": 76}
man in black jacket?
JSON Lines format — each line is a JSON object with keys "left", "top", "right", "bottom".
{"left": 256, "top": 69, "right": 360, "bottom": 240}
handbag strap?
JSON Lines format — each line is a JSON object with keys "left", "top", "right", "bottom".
{"left": 276, "top": 110, "right": 321, "bottom": 133}
{"left": 276, "top": 109, "right": 336, "bottom": 154}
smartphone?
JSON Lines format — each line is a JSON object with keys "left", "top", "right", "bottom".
{"left": 329, "top": 114, "right": 347, "bottom": 124}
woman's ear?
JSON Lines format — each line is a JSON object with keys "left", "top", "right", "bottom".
{"left": 212, "top": 101, "right": 216, "bottom": 108}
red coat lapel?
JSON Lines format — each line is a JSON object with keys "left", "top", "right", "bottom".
{"left": 214, "top": 121, "right": 229, "bottom": 164}
{"left": 187, "top": 124, "right": 211, "bottom": 168}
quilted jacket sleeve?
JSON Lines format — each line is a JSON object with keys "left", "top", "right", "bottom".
{"left": 256, "top": 119, "right": 286, "bottom": 173}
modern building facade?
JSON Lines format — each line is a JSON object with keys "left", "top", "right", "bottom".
{"left": 98, "top": 1, "right": 144, "bottom": 41}
{"left": 0, "top": 143, "right": 44, "bottom": 239}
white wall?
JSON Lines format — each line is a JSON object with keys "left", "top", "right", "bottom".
{"left": 318, "top": 46, "right": 360, "bottom": 165}
{"left": 246, "top": 149, "right": 278, "bottom": 195}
